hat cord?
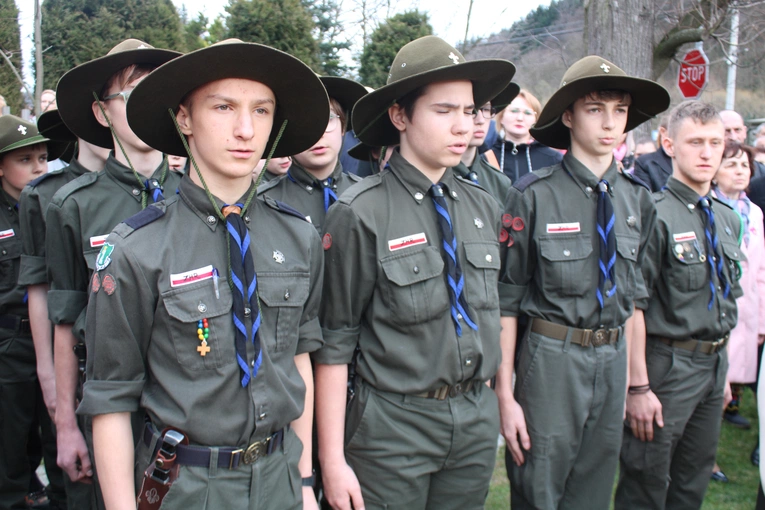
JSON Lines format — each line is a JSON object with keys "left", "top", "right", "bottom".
{"left": 92, "top": 92, "right": 168, "bottom": 209}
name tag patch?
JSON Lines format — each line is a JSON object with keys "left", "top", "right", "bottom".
{"left": 388, "top": 233, "right": 428, "bottom": 251}
{"left": 547, "top": 222, "right": 580, "bottom": 234}
{"left": 673, "top": 231, "right": 697, "bottom": 243}
{"left": 170, "top": 265, "right": 215, "bottom": 287}
{"left": 0, "top": 228, "right": 14, "bottom": 240}
{"left": 89, "top": 234, "right": 110, "bottom": 248}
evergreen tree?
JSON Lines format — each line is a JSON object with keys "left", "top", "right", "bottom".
{"left": 0, "top": 0, "right": 23, "bottom": 114}
{"left": 305, "top": 0, "right": 350, "bottom": 76}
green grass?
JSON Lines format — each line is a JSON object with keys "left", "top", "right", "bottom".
{"left": 486, "top": 388, "right": 760, "bottom": 509}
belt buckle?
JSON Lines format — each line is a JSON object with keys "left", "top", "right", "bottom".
{"left": 229, "top": 449, "right": 243, "bottom": 469}
{"left": 592, "top": 329, "right": 607, "bottom": 347}
{"left": 242, "top": 438, "right": 269, "bottom": 464}
{"left": 449, "top": 383, "right": 463, "bottom": 399}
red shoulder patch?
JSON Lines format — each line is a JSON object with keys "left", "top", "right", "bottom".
{"left": 102, "top": 274, "right": 117, "bottom": 295}
{"left": 91, "top": 273, "right": 100, "bottom": 294}
{"left": 322, "top": 233, "right": 332, "bottom": 250}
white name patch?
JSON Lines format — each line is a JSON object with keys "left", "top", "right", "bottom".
{"left": 388, "top": 233, "right": 428, "bottom": 252}
{"left": 89, "top": 234, "right": 110, "bottom": 248}
{"left": 547, "top": 222, "right": 581, "bottom": 234}
{"left": 0, "top": 228, "right": 14, "bottom": 240}
{"left": 673, "top": 231, "right": 697, "bottom": 243}
{"left": 170, "top": 265, "right": 215, "bottom": 288}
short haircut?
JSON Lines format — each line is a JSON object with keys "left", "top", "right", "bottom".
{"left": 329, "top": 97, "right": 347, "bottom": 134}
{"left": 667, "top": 100, "right": 721, "bottom": 138}
{"left": 396, "top": 85, "right": 427, "bottom": 121}
{"left": 100, "top": 64, "right": 158, "bottom": 99}
{"left": 722, "top": 140, "right": 756, "bottom": 178}
{"left": 658, "top": 114, "right": 669, "bottom": 130}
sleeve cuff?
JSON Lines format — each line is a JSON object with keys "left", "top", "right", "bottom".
{"left": 77, "top": 380, "right": 144, "bottom": 416}
{"left": 312, "top": 326, "right": 360, "bottom": 364}
{"left": 296, "top": 316, "right": 324, "bottom": 355}
{"left": 48, "top": 290, "right": 88, "bottom": 324}
{"left": 498, "top": 282, "right": 526, "bottom": 316}
{"left": 17, "top": 255, "right": 47, "bottom": 286}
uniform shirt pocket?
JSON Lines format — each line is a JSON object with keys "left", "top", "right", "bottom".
{"left": 667, "top": 252, "right": 707, "bottom": 292}
{"left": 463, "top": 240, "right": 501, "bottom": 310}
{"left": 162, "top": 282, "right": 234, "bottom": 370}
{"left": 0, "top": 236, "right": 21, "bottom": 290}
{"left": 615, "top": 234, "right": 640, "bottom": 297}
{"left": 538, "top": 234, "right": 593, "bottom": 297}
{"left": 257, "top": 272, "right": 310, "bottom": 354}
{"left": 380, "top": 247, "right": 450, "bottom": 326}
{"left": 721, "top": 241, "right": 746, "bottom": 298}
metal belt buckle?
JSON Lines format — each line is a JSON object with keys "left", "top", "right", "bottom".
{"left": 592, "top": 329, "right": 608, "bottom": 347}
{"left": 242, "top": 438, "right": 269, "bottom": 464}
{"left": 449, "top": 383, "right": 463, "bottom": 398}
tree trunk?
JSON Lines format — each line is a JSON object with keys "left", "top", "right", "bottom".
{"left": 34, "top": 0, "right": 42, "bottom": 116}
{"left": 584, "top": 0, "right": 656, "bottom": 139}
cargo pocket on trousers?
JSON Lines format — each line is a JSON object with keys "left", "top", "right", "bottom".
{"left": 508, "top": 433, "right": 551, "bottom": 508}
{"left": 345, "top": 386, "right": 375, "bottom": 449}
{"left": 620, "top": 430, "right": 672, "bottom": 487}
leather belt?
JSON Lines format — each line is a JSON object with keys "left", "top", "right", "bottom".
{"left": 530, "top": 318, "right": 620, "bottom": 347}
{"left": 143, "top": 424, "right": 284, "bottom": 469}
{"left": 657, "top": 334, "right": 729, "bottom": 355}
{"left": 415, "top": 380, "right": 476, "bottom": 400}
{"left": 0, "top": 315, "right": 31, "bottom": 334}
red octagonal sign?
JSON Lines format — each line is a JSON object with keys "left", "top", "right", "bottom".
{"left": 678, "top": 49, "right": 709, "bottom": 99}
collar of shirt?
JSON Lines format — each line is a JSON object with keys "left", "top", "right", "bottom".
{"left": 388, "top": 150, "right": 460, "bottom": 203}
{"left": 287, "top": 159, "right": 343, "bottom": 192}
{"left": 452, "top": 161, "right": 471, "bottom": 180}
{"left": 562, "top": 152, "right": 619, "bottom": 196}
{"left": 665, "top": 176, "right": 708, "bottom": 212}
{"left": 67, "top": 158, "right": 92, "bottom": 179}
{"left": 178, "top": 173, "right": 255, "bottom": 231}
{"left": 104, "top": 152, "right": 166, "bottom": 201}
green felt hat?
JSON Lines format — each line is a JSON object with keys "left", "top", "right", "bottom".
{"left": 37, "top": 109, "right": 76, "bottom": 142}
{"left": 491, "top": 82, "right": 521, "bottom": 112}
{"left": 126, "top": 39, "right": 330, "bottom": 158}
{"left": 351, "top": 36, "right": 515, "bottom": 146}
{"left": 0, "top": 115, "right": 66, "bottom": 161}
{"left": 320, "top": 76, "right": 368, "bottom": 130}
{"left": 530, "top": 55, "right": 670, "bottom": 150}
{"left": 56, "top": 39, "right": 181, "bottom": 149}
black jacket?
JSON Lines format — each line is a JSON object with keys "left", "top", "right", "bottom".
{"left": 633, "top": 148, "right": 673, "bottom": 192}
{"left": 491, "top": 138, "right": 562, "bottom": 183}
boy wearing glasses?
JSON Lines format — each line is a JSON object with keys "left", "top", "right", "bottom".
{"left": 258, "top": 77, "right": 367, "bottom": 232}
{"left": 44, "top": 39, "right": 180, "bottom": 508}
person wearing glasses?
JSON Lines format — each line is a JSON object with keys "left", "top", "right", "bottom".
{"left": 44, "top": 39, "right": 180, "bottom": 509}
{"left": 491, "top": 88, "right": 562, "bottom": 183}
{"left": 258, "top": 77, "right": 368, "bottom": 232}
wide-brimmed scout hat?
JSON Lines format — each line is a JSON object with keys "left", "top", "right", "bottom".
{"left": 530, "top": 55, "right": 670, "bottom": 149}
{"left": 0, "top": 115, "right": 66, "bottom": 161}
{"left": 351, "top": 35, "right": 515, "bottom": 146}
{"left": 491, "top": 82, "right": 521, "bottom": 112}
{"left": 56, "top": 39, "right": 181, "bottom": 149}
{"left": 126, "top": 39, "right": 330, "bottom": 158}
{"left": 320, "top": 76, "right": 368, "bottom": 130}
{"left": 37, "top": 109, "right": 76, "bottom": 162}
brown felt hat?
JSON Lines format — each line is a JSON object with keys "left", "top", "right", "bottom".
{"left": 0, "top": 115, "right": 66, "bottom": 161}
{"left": 56, "top": 39, "right": 181, "bottom": 149}
{"left": 320, "top": 76, "right": 368, "bottom": 131}
{"left": 491, "top": 82, "right": 521, "bottom": 112}
{"left": 126, "top": 39, "right": 330, "bottom": 158}
{"left": 351, "top": 36, "right": 515, "bottom": 146}
{"left": 530, "top": 55, "right": 670, "bottom": 149}
{"left": 37, "top": 109, "right": 76, "bottom": 142}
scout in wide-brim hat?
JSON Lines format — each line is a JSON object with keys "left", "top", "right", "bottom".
{"left": 0, "top": 115, "right": 67, "bottom": 161}
{"left": 36, "top": 109, "right": 76, "bottom": 162}
{"left": 352, "top": 35, "right": 515, "bottom": 147}
{"left": 126, "top": 39, "right": 329, "bottom": 158}
{"left": 530, "top": 55, "right": 670, "bottom": 150}
{"left": 320, "top": 76, "right": 368, "bottom": 131}
{"left": 56, "top": 39, "right": 181, "bottom": 149}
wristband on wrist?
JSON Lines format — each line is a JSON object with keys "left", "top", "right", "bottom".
{"left": 302, "top": 474, "right": 315, "bottom": 487}
{"left": 628, "top": 384, "right": 651, "bottom": 394}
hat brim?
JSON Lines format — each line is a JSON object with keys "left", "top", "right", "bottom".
{"left": 530, "top": 75, "right": 670, "bottom": 150}
{"left": 492, "top": 83, "right": 520, "bottom": 112}
{"left": 126, "top": 43, "right": 330, "bottom": 158}
{"left": 0, "top": 134, "right": 68, "bottom": 162}
{"left": 348, "top": 141, "right": 374, "bottom": 162}
{"left": 320, "top": 77, "right": 368, "bottom": 131}
{"left": 37, "top": 109, "right": 77, "bottom": 142}
{"left": 56, "top": 48, "right": 181, "bottom": 149}
{"left": 352, "top": 59, "right": 515, "bottom": 147}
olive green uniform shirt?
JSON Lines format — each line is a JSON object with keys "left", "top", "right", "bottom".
{"left": 316, "top": 151, "right": 507, "bottom": 394}
{"left": 638, "top": 177, "right": 743, "bottom": 339}
{"left": 18, "top": 159, "right": 91, "bottom": 286}
{"left": 502, "top": 153, "right": 657, "bottom": 329}
{"left": 45, "top": 154, "right": 180, "bottom": 338}
{"left": 453, "top": 154, "right": 512, "bottom": 206}
{"left": 257, "top": 160, "right": 361, "bottom": 231}
{"left": 77, "top": 175, "right": 324, "bottom": 447}
{"left": 0, "top": 189, "right": 26, "bottom": 318}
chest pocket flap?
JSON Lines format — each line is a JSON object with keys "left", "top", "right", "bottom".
{"left": 0, "top": 237, "right": 21, "bottom": 261}
{"left": 381, "top": 247, "right": 444, "bottom": 286}
{"left": 163, "top": 283, "right": 233, "bottom": 322}
{"left": 616, "top": 234, "right": 640, "bottom": 262}
{"left": 721, "top": 241, "right": 746, "bottom": 263}
{"left": 257, "top": 272, "right": 310, "bottom": 308}
{"left": 539, "top": 234, "right": 593, "bottom": 262}
{"left": 464, "top": 241, "right": 501, "bottom": 270}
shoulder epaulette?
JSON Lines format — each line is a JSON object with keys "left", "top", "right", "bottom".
{"left": 512, "top": 172, "right": 540, "bottom": 192}
{"left": 49, "top": 171, "right": 99, "bottom": 205}
{"left": 346, "top": 172, "right": 363, "bottom": 183}
{"left": 711, "top": 195, "right": 735, "bottom": 211}
{"left": 337, "top": 173, "right": 382, "bottom": 204}
{"left": 27, "top": 168, "right": 66, "bottom": 188}
{"left": 256, "top": 174, "right": 286, "bottom": 195}
{"left": 123, "top": 204, "right": 166, "bottom": 230}
{"left": 652, "top": 189, "right": 667, "bottom": 202}
{"left": 621, "top": 171, "right": 650, "bottom": 190}
{"left": 262, "top": 195, "right": 308, "bottom": 221}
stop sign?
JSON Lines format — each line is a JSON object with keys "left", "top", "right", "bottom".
{"left": 678, "top": 49, "right": 709, "bottom": 99}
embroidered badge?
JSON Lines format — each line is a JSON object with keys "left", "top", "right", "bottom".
{"left": 145, "top": 488, "right": 159, "bottom": 504}
{"left": 102, "top": 274, "right": 117, "bottom": 295}
{"left": 0, "top": 228, "right": 14, "bottom": 239}
{"left": 273, "top": 250, "right": 285, "bottom": 264}
{"left": 91, "top": 273, "right": 101, "bottom": 294}
{"left": 323, "top": 233, "right": 332, "bottom": 250}
{"left": 388, "top": 232, "right": 427, "bottom": 251}
{"left": 547, "top": 222, "right": 580, "bottom": 233}
{"left": 474, "top": 218, "right": 484, "bottom": 229}
{"left": 89, "top": 234, "right": 109, "bottom": 248}
{"left": 170, "top": 265, "right": 214, "bottom": 288}
{"left": 17, "top": 125, "right": 26, "bottom": 135}
{"left": 95, "top": 243, "right": 114, "bottom": 271}
{"left": 673, "top": 231, "right": 697, "bottom": 243}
